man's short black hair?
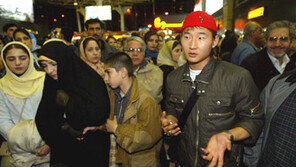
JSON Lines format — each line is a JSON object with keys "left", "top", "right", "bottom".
{"left": 61, "top": 27, "right": 74, "bottom": 42}
{"left": 105, "top": 52, "right": 134, "bottom": 77}
{"left": 84, "top": 19, "right": 105, "bottom": 30}
{"left": 3, "top": 23, "right": 17, "bottom": 32}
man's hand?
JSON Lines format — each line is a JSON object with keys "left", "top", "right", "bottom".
{"left": 161, "top": 111, "right": 181, "bottom": 136}
{"left": 201, "top": 132, "right": 232, "bottom": 167}
{"left": 36, "top": 144, "right": 50, "bottom": 156}
{"left": 106, "top": 117, "right": 118, "bottom": 134}
{"left": 76, "top": 126, "right": 100, "bottom": 141}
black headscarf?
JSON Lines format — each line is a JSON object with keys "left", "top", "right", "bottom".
{"left": 36, "top": 40, "right": 110, "bottom": 131}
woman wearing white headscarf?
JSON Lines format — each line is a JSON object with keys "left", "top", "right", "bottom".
{"left": 157, "top": 40, "right": 184, "bottom": 109}
{"left": 0, "top": 41, "right": 48, "bottom": 167}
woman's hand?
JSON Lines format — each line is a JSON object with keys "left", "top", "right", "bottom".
{"left": 36, "top": 144, "right": 50, "bottom": 156}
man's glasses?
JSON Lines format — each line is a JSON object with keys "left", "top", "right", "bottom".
{"left": 126, "top": 48, "right": 144, "bottom": 53}
{"left": 268, "top": 36, "right": 290, "bottom": 43}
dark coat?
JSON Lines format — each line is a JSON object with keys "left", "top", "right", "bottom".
{"left": 165, "top": 58, "right": 264, "bottom": 167}
{"left": 35, "top": 41, "right": 110, "bottom": 167}
{"left": 241, "top": 48, "right": 296, "bottom": 91}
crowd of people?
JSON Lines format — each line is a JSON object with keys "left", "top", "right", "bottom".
{"left": 0, "top": 10, "right": 295, "bottom": 167}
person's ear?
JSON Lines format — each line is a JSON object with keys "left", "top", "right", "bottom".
{"left": 212, "top": 35, "right": 219, "bottom": 48}
{"left": 120, "top": 67, "right": 128, "bottom": 78}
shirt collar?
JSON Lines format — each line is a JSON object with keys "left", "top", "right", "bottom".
{"left": 113, "top": 82, "right": 133, "bottom": 99}
{"left": 267, "top": 51, "right": 290, "bottom": 74}
{"left": 267, "top": 51, "right": 290, "bottom": 66}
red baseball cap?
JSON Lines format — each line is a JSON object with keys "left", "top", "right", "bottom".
{"left": 181, "top": 11, "right": 217, "bottom": 33}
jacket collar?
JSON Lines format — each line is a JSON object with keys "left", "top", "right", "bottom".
{"left": 122, "top": 77, "right": 140, "bottom": 123}
{"left": 182, "top": 57, "right": 219, "bottom": 85}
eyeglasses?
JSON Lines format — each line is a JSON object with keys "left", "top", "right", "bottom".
{"left": 126, "top": 48, "right": 144, "bottom": 53}
{"left": 268, "top": 36, "right": 290, "bottom": 43}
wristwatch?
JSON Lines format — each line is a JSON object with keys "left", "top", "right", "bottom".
{"left": 223, "top": 130, "right": 234, "bottom": 142}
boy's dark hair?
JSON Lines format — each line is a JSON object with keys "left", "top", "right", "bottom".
{"left": 105, "top": 52, "right": 134, "bottom": 77}
{"left": 13, "top": 28, "right": 31, "bottom": 40}
{"left": 3, "top": 23, "right": 17, "bottom": 32}
{"left": 84, "top": 19, "right": 105, "bottom": 30}
{"left": 61, "top": 27, "right": 74, "bottom": 42}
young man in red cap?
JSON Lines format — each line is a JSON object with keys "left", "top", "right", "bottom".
{"left": 161, "top": 11, "right": 264, "bottom": 167}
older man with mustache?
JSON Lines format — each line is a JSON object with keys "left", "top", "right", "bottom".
{"left": 241, "top": 20, "right": 296, "bottom": 91}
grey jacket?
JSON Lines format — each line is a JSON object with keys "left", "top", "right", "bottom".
{"left": 254, "top": 70, "right": 296, "bottom": 156}
{"left": 165, "top": 58, "right": 264, "bottom": 167}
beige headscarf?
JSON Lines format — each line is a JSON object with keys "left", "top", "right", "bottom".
{"left": 79, "top": 37, "right": 105, "bottom": 77}
{"left": 0, "top": 41, "right": 45, "bottom": 99}
{"left": 157, "top": 40, "right": 179, "bottom": 69}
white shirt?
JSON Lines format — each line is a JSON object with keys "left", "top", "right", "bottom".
{"left": 189, "top": 68, "right": 202, "bottom": 81}
{"left": 267, "top": 51, "right": 290, "bottom": 74}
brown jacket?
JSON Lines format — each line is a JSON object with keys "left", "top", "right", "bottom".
{"left": 109, "top": 77, "right": 163, "bottom": 167}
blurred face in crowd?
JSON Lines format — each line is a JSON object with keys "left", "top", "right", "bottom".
{"left": 5, "top": 26, "right": 17, "bottom": 40}
{"left": 266, "top": 27, "right": 291, "bottom": 59}
{"left": 104, "top": 65, "right": 123, "bottom": 89}
{"left": 125, "top": 40, "right": 145, "bottom": 71}
{"left": 158, "top": 35, "right": 165, "bottom": 50}
{"left": 84, "top": 40, "right": 101, "bottom": 64}
{"left": 146, "top": 35, "right": 159, "bottom": 51}
{"left": 172, "top": 44, "right": 182, "bottom": 62}
{"left": 14, "top": 32, "right": 33, "bottom": 50}
{"left": 107, "top": 38, "right": 117, "bottom": 48}
{"left": 252, "top": 26, "right": 264, "bottom": 42}
{"left": 117, "top": 41, "right": 123, "bottom": 52}
{"left": 87, "top": 23, "right": 103, "bottom": 40}
{"left": 5, "top": 48, "right": 30, "bottom": 75}
{"left": 181, "top": 27, "right": 219, "bottom": 70}
{"left": 40, "top": 59, "right": 58, "bottom": 80}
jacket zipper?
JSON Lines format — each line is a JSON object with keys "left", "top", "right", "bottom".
{"left": 208, "top": 112, "right": 233, "bottom": 117}
{"left": 250, "top": 102, "right": 260, "bottom": 115}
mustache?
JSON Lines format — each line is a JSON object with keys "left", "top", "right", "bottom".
{"left": 270, "top": 46, "right": 286, "bottom": 50}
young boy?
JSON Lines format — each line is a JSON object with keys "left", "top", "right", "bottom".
{"left": 104, "top": 52, "right": 163, "bottom": 167}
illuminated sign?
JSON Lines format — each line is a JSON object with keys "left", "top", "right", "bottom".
{"left": 206, "top": 0, "right": 223, "bottom": 15}
{"left": 248, "top": 7, "right": 264, "bottom": 19}
{"left": 154, "top": 17, "right": 183, "bottom": 29}
{"left": 194, "top": 0, "right": 203, "bottom": 11}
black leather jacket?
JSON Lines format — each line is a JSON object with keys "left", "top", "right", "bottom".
{"left": 165, "top": 58, "right": 264, "bottom": 167}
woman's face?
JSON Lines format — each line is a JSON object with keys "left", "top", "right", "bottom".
{"left": 172, "top": 44, "right": 182, "bottom": 62}
{"left": 40, "top": 59, "right": 58, "bottom": 80}
{"left": 147, "top": 35, "right": 159, "bottom": 51}
{"left": 84, "top": 40, "right": 101, "bottom": 64}
{"left": 14, "top": 32, "right": 33, "bottom": 50}
{"left": 108, "top": 38, "right": 117, "bottom": 48}
{"left": 116, "top": 41, "right": 123, "bottom": 51}
{"left": 5, "top": 48, "right": 30, "bottom": 75}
